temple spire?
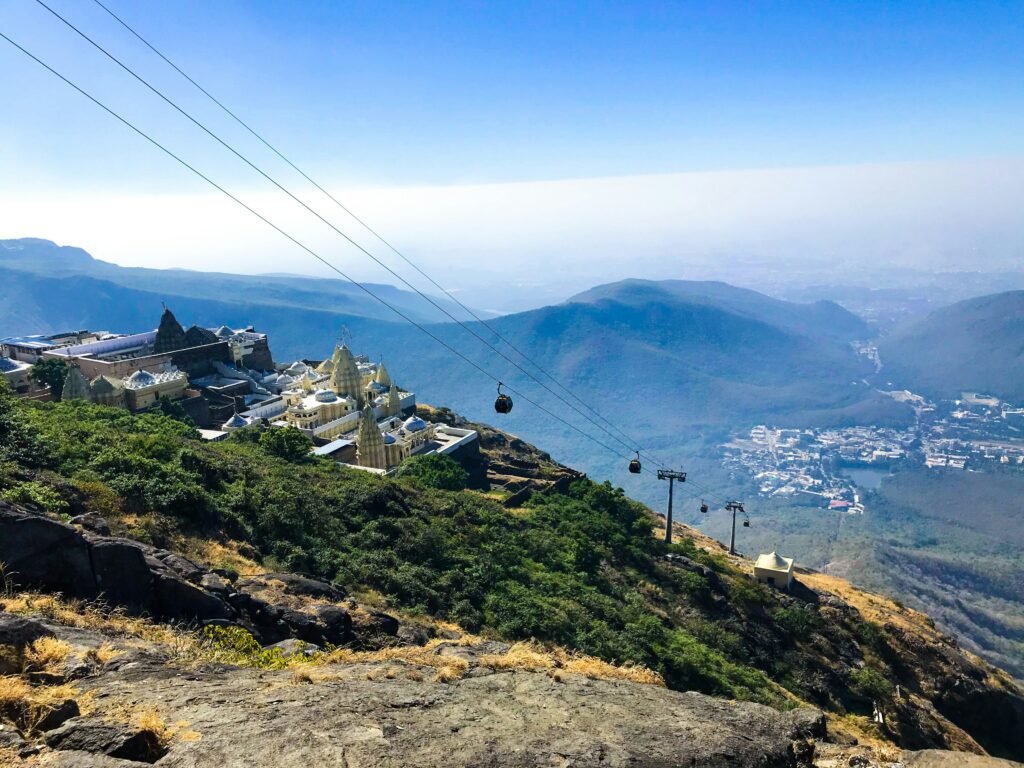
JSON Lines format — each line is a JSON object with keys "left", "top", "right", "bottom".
{"left": 356, "top": 404, "right": 387, "bottom": 469}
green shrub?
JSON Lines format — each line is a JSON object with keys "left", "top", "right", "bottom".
{"left": 849, "top": 666, "right": 893, "bottom": 701}
{"left": 395, "top": 453, "right": 468, "bottom": 491}
{"left": 259, "top": 426, "right": 312, "bottom": 462}
{"left": 1, "top": 480, "right": 69, "bottom": 514}
{"left": 202, "top": 625, "right": 294, "bottom": 669}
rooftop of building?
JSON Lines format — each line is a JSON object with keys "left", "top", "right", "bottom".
{"left": 754, "top": 551, "right": 794, "bottom": 572}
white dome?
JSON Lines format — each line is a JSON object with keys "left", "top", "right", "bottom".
{"left": 382, "top": 433, "right": 396, "bottom": 444}
{"left": 314, "top": 389, "right": 338, "bottom": 402}
{"left": 223, "top": 413, "right": 249, "bottom": 429}
{"left": 286, "top": 361, "right": 307, "bottom": 374}
{"left": 403, "top": 416, "right": 427, "bottom": 432}
{"left": 127, "top": 369, "right": 156, "bottom": 387}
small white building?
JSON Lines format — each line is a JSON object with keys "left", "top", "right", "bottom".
{"left": 753, "top": 551, "right": 795, "bottom": 590}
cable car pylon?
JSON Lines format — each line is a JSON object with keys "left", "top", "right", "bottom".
{"left": 656, "top": 468, "right": 687, "bottom": 544}
{"left": 725, "top": 501, "right": 749, "bottom": 555}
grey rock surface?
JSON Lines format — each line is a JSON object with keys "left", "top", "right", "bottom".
{"left": 73, "top": 654, "right": 820, "bottom": 768}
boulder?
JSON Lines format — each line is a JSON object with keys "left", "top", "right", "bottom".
{"left": 266, "top": 638, "right": 321, "bottom": 658}
{"left": 238, "top": 572, "right": 345, "bottom": 601}
{"left": 0, "top": 612, "right": 54, "bottom": 648}
{"left": 44, "top": 719, "right": 167, "bottom": 763}
{"left": 359, "top": 611, "right": 400, "bottom": 637}
{"left": 90, "top": 540, "right": 155, "bottom": 614}
{"left": 0, "top": 503, "right": 97, "bottom": 597}
{"left": 70, "top": 513, "right": 111, "bottom": 536}
{"left": 278, "top": 608, "right": 325, "bottom": 644}
{"left": 33, "top": 698, "right": 80, "bottom": 732}
{"left": 152, "top": 571, "right": 231, "bottom": 623}
{"left": 314, "top": 605, "right": 352, "bottom": 645}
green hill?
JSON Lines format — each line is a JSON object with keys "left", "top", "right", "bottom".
{"left": 878, "top": 291, "right": 1024, "bottom": 402}
{"left": 2, "top": 385, "right": 1023, "bottom": 760}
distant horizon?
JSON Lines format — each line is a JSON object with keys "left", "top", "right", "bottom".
{"left": 4, "top": 1, "right": 1024, "bottom": 310}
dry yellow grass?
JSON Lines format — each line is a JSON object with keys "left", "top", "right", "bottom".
{"left": 0, "top": 593, "right": 174, "bottom": 644}
{"left": 478, "top": 641, "right": 664, "bottom": 686}
{"left": 479, "top": 641, "right": 555, "bottom": 671}
{"left": 22, "top": 637, "right": 71, "bottom": 674}
{"left": 0, "top": 746, "right": 26, "bottom": 766}
{"left": 0, "top": 675, "right": 90, "bottom": 736}
{"left": 182, "top": 538, "right": 262, "bottom": 577}
{"left": 99, "top": 702, "right": 200, "bottom": 746}
{"left": 324, "top": 640, "right": 471, "bottom": 679}
{"left": 0, "top": 675, "right": 32, "bottom": 708}
{"left": 137, "top": 708, "right": 171, "bottom": 746}
{"left": 84, "top": 643, "right": 119, "bottom": 666}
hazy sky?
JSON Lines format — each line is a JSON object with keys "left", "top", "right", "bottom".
{"left": 2, "top": 0, "right": 1024, "bottom": 309}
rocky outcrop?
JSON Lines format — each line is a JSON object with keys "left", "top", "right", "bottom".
{"left": 44, "top": 720, "right": 166, "bottom": 763}
{"left": 64, "top": 638, "right": 824, "bottom": 768}
{"left": 0, "top": 502, "right": 393, "bottom": 649}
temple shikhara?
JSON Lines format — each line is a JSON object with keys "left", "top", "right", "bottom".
{"left": 0, "top": 306, "right": 477, "bottom": 473}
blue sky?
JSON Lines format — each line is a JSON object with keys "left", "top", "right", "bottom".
{"left": 1, "top": 1, "right": 1023, "bottom": 307}
{"left": 3, "top": 0, "right": 1024, "bottom": 187}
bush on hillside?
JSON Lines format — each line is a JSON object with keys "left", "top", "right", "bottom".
{"left": 394, "top": 453, "right": 468, "bottom": 491}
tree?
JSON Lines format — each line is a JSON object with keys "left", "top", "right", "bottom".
{"left": 156, "top": 395, "right": 195, "bottom": 427}
{"left": 395, "top": 453, "right": 468, "bottom": 491}
{"left": 259, "top": 426, "right": 312, "bottom": 462}
{"left": 29, "top": 358, "right": 68, "bottom": 401}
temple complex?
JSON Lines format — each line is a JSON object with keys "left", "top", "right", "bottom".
{"left": 3, "top": 308, "right": 478, "bottom": 473}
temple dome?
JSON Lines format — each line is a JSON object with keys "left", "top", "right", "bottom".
{"left": 314, "top": 389, "right": 338, "bottom": 402}
{"left": 403, "top": 416, "right": 427, "bottom": 432}
{"left": 382, "top": 433, "right": 396, "bottom": 444}
{"left": 223, "top": 413, "right": 249, "bottom": 429}
{"left": 126, "top": 369, "right": 156, "bottom": 388}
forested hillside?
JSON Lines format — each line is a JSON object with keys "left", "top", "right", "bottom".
{"left": 1, "top": 384, "right": 1022, "bottom": 760}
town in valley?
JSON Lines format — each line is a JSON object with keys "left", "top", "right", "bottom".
{"left": 723, "top": 389, "right": 1024, "bottom": 512}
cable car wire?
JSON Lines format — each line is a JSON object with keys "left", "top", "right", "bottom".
{"left": 83, "top": 0, "right": 671, "bottom": 468}
{"left": 0, "top": 29, "right": 661, "bottom": 476}
{"left": 34, "top": 0, "right": 668, "bottom": 470}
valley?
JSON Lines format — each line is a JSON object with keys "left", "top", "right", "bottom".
{"left": 2, "top": 239, "right": 1023, "bottom": 700}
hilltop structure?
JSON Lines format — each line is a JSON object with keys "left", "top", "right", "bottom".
{"left": 2, "top": 308, "right": 477, "bottom": 473}
{"left": 753, "top": 551, "right": 795, "bottom": 589}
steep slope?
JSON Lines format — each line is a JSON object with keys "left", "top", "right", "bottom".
{"left": 0, "top": 389, "right": 1022, "bottom": 762}
{"left": 878, "top": 291, "right": 1024, "bottom": 401}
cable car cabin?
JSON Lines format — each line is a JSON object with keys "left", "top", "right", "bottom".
{"left": 700, "top": 501, "right": 708, "bottom": 514}
{"left": 494, "top": 382, "right": 513, "bottom": 414}
{"left": 742, "top": 519, "right": 750, "bottom": 527}
{"left": 628, "top": 454, "right": 641, "bottom": 474}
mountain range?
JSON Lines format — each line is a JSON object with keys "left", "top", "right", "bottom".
{"left": 0, "top": 238, "right": 889, "bottom": 488}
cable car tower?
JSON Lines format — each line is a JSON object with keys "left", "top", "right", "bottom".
{"left": 725, "top": 501, "right": 749, "bottom": 555}
{"left": 657, "top": 468, "right": 687, "bottom": 544}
